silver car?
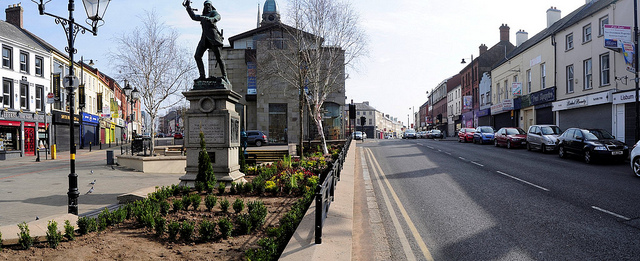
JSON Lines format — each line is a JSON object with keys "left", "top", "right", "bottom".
{"left": 526, "top": 125, "right": 562, "bottom": 153}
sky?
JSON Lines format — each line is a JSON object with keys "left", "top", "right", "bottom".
{"left": 7, "top": 0, "right": 589, "bottom": 126}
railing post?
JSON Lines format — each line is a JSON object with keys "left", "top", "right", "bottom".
{"left": 315, "top": 184, "right": 323, "bottom": 244}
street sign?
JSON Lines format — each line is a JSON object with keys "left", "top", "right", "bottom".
{"left": 46, "top": 92, "right": 55, "bottom": 104}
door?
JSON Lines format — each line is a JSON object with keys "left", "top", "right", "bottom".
{"left": 615, "top": 104, "right": 625, "bottom": 142}
{"left": 24, "top": 127, "right": 35, "bottom": 156}
{"left": 269, "top": 104, "right": 288, "bottom": 144}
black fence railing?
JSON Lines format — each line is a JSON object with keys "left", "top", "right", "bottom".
{"left": 315, "top": 135, "right": 352, "bottom": 244}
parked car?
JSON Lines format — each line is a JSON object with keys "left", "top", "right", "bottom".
{"left": 353, "top": 131, "right": 364, "bottom": 140}
{"left": 557, "top": 128, "right": 628, "bottom": 164}
{"left": 404, "top": 129, "right": 417, "bottom": 139}
{"left": 173, "top": 132, "right": 183, "bottom": 139}
{"left": 494, "top": 127, "right": 527, "bottom": 149}
{"left": 631, "top": 140, "right": 640, "bottom": 176}
{"left": 429, "top": 129, "right": 444, "bottom": 139}
{"left": 473, "top": 126, "right": 495, "bottom": 144}
{"left": 246, "top": 130, "right": 268, "bottom": 146}
{"left": 458, "top": 128, "right": 475, "bottom": 142}
{"left": 526, "top": 125, "right": 562, "bottom": 153}
{"left": 418, "top": 131, "right": 428, "bottom": 139}
{"left": 155, "top": 133, "right": 166, "bottom": 138}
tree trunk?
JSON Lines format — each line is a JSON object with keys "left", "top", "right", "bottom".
{"left": 314, "top": 113, "right": 329, "bottom": 155}
{"left": 299, "top": 89, "right": 304, "bottom": 158}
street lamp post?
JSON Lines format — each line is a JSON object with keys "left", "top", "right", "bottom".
{"left": 34, "top": 0, "right": 111, "bottom": 215}
{"left": 122, "top": 80, "right": 139, "bottom": 144}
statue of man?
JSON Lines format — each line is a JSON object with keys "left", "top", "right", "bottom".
{"left": 185, "top": 0, "right": 227, "bottom": 82}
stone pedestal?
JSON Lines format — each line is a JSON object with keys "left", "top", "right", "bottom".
{"left": 179, "top": 88, "right": 244, "bottom": 187}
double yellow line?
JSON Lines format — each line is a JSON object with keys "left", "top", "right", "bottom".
{"left": 363, "top": 147, "right": 434, "bottom": 261}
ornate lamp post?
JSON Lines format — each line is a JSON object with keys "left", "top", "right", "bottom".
{"left": 34, "top": 0, "right": 111, "bottom": 215}
{"left": 122, "top": 79, "right": 139, "bottom": 143}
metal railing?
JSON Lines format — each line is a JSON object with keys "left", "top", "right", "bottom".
{"left": 315, "top": 135, "right": 352, "bottom": 244}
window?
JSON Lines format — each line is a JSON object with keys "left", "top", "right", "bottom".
{"left": 2, "top": 78, "right": 12, "bottom": 108}
{"left": 566, "top": 65, "right": 574, "bottom": 93}
{"left": 541, "top": 63, "right": 546, "bottom": 89}
{"left": 600, "top": 53, "right": 610, "bottom": 86}
{"left": 599, "top": 15, "right": 609, "bottom": 36}
{"left": 504, "top": 80, "right": 509, "bottom": 99}
{"left": 2, "top": 46, "right": 12, "bottom": 69}
{"left": 19, "top": 51, "right": 28, "bottom": 73}
{"left": 583, "top": 24, "right": 592, "bottom": 43}
{"left": 20, "top": 83, "right": 28, "bottom": 109}
{"left": 583, "top": 59, "right": 592, "bottom": 90}
{"left": 35, "top": 56, "right": 43, "bottom": 77}
{"left": 566, "top": 33, "right": 574, "bottom": 50}
{"left": 368, "top": 119, "right": 372, "bottom": 125}
{"left": 497, "top": 83, "right": 501, "bottom": 100}
{"left": 526, "top": 70, "right": 532, "bottom": 93}
{"left": 35, "top": 85, "right": 43, "bottom": 111}
{"left": 481, "top": 94, "right": 485, "bottom": 105}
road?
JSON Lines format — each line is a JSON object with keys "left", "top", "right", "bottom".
{"left": 359, "top": 138, "right": 640, "bottom": 260}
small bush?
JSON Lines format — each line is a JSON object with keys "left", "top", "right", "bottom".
{"left": 195, "top": 181, "right": 206, "bottom": 193}
{"left": 112, "top": 208, "right": 127, "bottom": 224}
{"left": 180, "top": 221, "right": 195, "bottom": 242}
{"left": 236, "top": 182, "right": 245, "bottom": 194}
{"left": 0, "top": 229, "right": 3, "bottom": 250}
{"left": 198, "top": 219, "right": 216, "bottom": 242}
{"left": 160, "top": 201, "right": 171, "bottom": 216}
{"left": 155, "top": 216, "right": 166, "bottom": 237}
{"left": 233, "top": 198, "right": 245, "bottom": 213}
{"left": 17, "top": 222, "right": 33, "bottom": 250}
{"left": 46, "top": 220, "right": 63, "bottom": 249}
{"left": 172, "top": 199, "right": 184, "bottom": 212}
{"left": 140, "top": 212, "right": 156, "bottom": 229}
{"left": 64, "top": 220, "right": 75, "bottom": 241}
{"left": 205, "top": 195, "right": 218, "bottom": 211}
{"left": 97, "top": 208, "right": 110, "bottom": 231}
{"left": 182, "top": 196, "right": 193, "bottom": 211}
{"left": 220, "top": 198, "right": 230, "bottom": 213}
{"left": 235, "top": 213, "right": 252, "bottom": 235}
{"left": 230, "top": 182, "right": 237, "bottom": 194}
{"left": 248, "top": 200, "right": 268, "bottom": 230}
{"left": 244, "top": 182, "right": 254, "bottom": 193}
{"left": 218, "top": 217, "right": 233, "bottom": 239}
{"left": 218, "top": 183, "right": 226, "bottom": 195}
{"left": 167, "top": 221, "right": 180, "bottom": 241}
{"left": 77, "top": 216, "right": 97, "bottom": 235}
{"left": 190, "top": 194, "right": 202, "bottom": 211}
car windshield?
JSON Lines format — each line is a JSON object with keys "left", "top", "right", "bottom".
{"left": 406, "top": 130, "right": 415, "bottom": 133}
{"left": 541, "top": 126, "right": 562, "bottom": 135}
{"left": 586, "top": 129, "right": 614, "bottom": 140}
{"left": 479, "top": 127, "right": 493, "bottom": 133}
{"left": 506, "top": 128, "right": 525, "bottom": 135}
{"left": 432, "top": 130, "right": 441, "bottom": 133}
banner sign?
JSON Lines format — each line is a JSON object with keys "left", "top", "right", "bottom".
{"left": 247, "top": 62, "right": 257, "bottom": 95}
{"left": 604, "top": 25, "right": 631, "bottom": 49}
{"left": 511, "top": 82, "right": 522, "bottom": 96}
{"left": 463, "top": 96, "right": 473, "bottom": 110}
{"left": 624, "top": 42, "right": 635, "bottom": 73}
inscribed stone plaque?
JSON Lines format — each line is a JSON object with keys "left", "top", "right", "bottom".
{"left": 231, "top": 118, "right": 239, "bottom": 143}
{"left": 189, "top": 116, "right": 225, "bottom": 144}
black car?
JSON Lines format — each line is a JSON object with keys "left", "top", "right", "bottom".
{"left": 557, "top": 128, "right": 628, "bottom": 164}
{"left": 246, "top": 130, "right": 268, "bottom": 147}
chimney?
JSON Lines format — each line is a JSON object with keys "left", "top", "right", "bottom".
{"left": 547, "top": 7, "right": 561, "bottom": 28}
{"left": 5, "top": 3, "right": 23, "bottom": 28}
{"left": 499, "top": 24, "right": 510, "bottom": 42}
{"left": 516, "top": 30, "right": 529, "bottom": 47}
{"left": 363, "top": 101, "right": 369, "bottom": 106}
{"left": 479, "top": 44, "right": 488, "bottom": 55}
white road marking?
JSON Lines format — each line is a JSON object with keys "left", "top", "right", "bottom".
{"left": 592, "top": 206, "right": 631, "bottom": 220}
{"left": 458, "top": 157, "right": 466, "bottom": 161}
{"left": 471, "top": 161, "right": 484, "bottom": 167}
{"left": 496, "top": 171, "right": 550, "bottom": 191}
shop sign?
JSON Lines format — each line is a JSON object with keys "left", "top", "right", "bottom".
{"left": 613, "top": 90, "right": 636, "bottom": 104}
{"left": 587, "top": 91, "right": 612, "bottom": 106}
{"left": 491, "top": 103, "right": 503, "bottom": 115}
{"left": 530, "top": 87, "right": 556, "bottom": 105}
{"left": 82, "top": 113, "right": 100, "bottom": 124}
{"left": 502, "top": 99, "right": 514, "bottom": 110}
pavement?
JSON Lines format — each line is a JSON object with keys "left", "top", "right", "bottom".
{"left": 0, "top": 141, "right": 369, "bottom": 260}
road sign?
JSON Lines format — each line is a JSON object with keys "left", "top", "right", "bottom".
{"left": 46, "top": 92, "right": 55, "bottom": 104}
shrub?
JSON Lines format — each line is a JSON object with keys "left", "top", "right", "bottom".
{"left": 197, "top": 132, "right": 217, "bottom": 185}
{"left": 190, "top": 194, "right": 202, "bottom": 211}
{"left": 46, "top": 220, "right": 63, "bottom": 249}
{"left": 180, "top": 221, "right": 195, "bottom": 242}
{"left": 195, "top": 181, "right": 206, "bottom": 193}
{"left": 112, "top": 208, "right": 127, "bottom": 224}
{"left": 233, "top": 198, "right": 245, "bottom": 213}
{"left": 218, "top": 183, "right": 226, "bottom": 195}
{"left": 205, "top": 195, "right": 218, "bottom": 211}
{"left": 167, "top": 221, "right": 180, "bottom": 242}
{"left": 182, "top": 195, "right": 193, "bottom": 211}
{"left": 220, "top": 198, "right": 230, "bottom": 213}
{"left": 0, "top": 229, "right": 3, "bottom": 250}
{"left": 64, "top": 220, "right": 75, "bottom": 241}
{"left": 245, "top": 237, "right": 279, "bottom": 260}
{"left": 236, "top": 182, "right": 245, "bottom": 194}
{"left": 235, "top": 214, "right": 252, "bottom": 235}
{"left": 97, "top": 208, "right": 111, "bottom": 231}
{"left": 198, "top": 219, "right": 216, "bottom": 242}
{"left": 77, "top": 216, "right": 97, "bottom": 235}
{"left": 172, "top": 199, "right": 184, "bottom": 212}
{"left": 17, "top": 222, "right": 33, "bottom": 250}
{"left": 248, "top": 200, "right": 268, "bottom": 230}
{"left": 218, "top": 217, "right": 233, "bottom": 239}
{"left": 244, "top": 182, "right": 254, "bottom": 193}
{"left": 155, "top": 216, "right": 166, "bottom": 237}
{"left": 160, "top": 201, "right": 171, "bottom": 216}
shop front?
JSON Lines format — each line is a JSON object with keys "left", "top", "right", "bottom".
{"left": 0, "top": 110, "right": 50, "bottom": 159}
{"left": 553, "top": 90, "right": 613, "bottom": 136}
{"left": 517, "top": 87, "right": 556, "bottom": 130}
{"left": 477, "top": 108, "right": 491, "bottom": 127}
{"left": 81, "top": 112, "right": 100, "bottom": 148}
{"left": 53, "top": 110, "right": 80, "bottom": 152}
{"left": 115, "top": 118, "right": 125, "bottom": 144}
{"left": 612, "top": 90, "right": 638, "bottom": 146}
{"left": 491, "top": 99, "right": 516, "bottom": 129}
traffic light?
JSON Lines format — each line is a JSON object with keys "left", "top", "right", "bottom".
{"left": 349, "top": 104, "right": 356, "bottom": 119}
{"left": 360, "top": 116, "right": 366, "bottom": 126}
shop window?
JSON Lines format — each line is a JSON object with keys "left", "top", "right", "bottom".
{"left": 0, "top": 127, "right": 20, "bottom": 151}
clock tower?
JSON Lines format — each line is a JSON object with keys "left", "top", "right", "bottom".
{"left": 261, "top": 0, "right": 280, "bottom": 26}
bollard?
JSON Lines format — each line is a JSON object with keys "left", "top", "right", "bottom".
{"left": 52, "top": 144, "right": 57, "bottom": 160}
{"left": 36, "top": 148, "right": 40, "bottom": 162}
{"left": 89, "top": 142, "right": 92, "bottom": 152}
{"left": 100, "top": 142, "right": 102, "bottom": 150}
{"left": 106, "top": 150, "right": 114, "bottom": 165}
{"left": 109, "top": 141, "right": 111, "bottom": 148}
{"left": 121, "top": 145, "right": 124, "bottom": 155}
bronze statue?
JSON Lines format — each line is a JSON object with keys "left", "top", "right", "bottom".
{"left": 184, "top": 0, "right": 228, "bottom": 83}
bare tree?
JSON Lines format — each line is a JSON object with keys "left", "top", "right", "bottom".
{"left": 264, "top": 0, "right": 367, "bottom": 155}
{"left": 109, "top": 10, "right": 195, "bottom": 153}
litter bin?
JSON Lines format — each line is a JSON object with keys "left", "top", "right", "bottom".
{"left": 107, "top": 150, "right": 114, "bottom": 165}
{"left": 132, "top": 137, "right": 143, "bottom": 154}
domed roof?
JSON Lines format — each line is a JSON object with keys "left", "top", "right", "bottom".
{"left": 263, "top": 0, "right": 279, "bottom": 13}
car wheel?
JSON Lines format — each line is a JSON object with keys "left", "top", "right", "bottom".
{"left": 526, "top": 142, "right": 531, "bottom": 151}
{"left": 255, "top": 140, "right": 263, "bottom": 147}
{"left": 559, "top": 146, "right": 566, "bottom": 158}
{"left": 494, "top": 139, "right": 499, "bottom": 147}
{"left": 507, "top": 140, "right": 512, "bottom": 149}
{"left": 458, "top": 138, "right": 462, "bottom": 142}
{"left": 633, "top": 157, "right": 640, "bottom": 177}
{"left": 584, "top": 150, "right": 592, "bottom": 164}
{"left": 541, "top": 144, "right": 547, "bottom": 154}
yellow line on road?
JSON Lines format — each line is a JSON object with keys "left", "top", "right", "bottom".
{"left": 365, "top": 148, "right": 435, "bottom": 261}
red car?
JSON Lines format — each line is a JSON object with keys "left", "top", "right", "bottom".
{"left": 458, "top": 128, "right": 476, "bottom": 143}
{"left": 173, "top": 132, "right": 183, "bottom": 139}
{"left": 494, "top": 127, "right": 527, "bottom": 149}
